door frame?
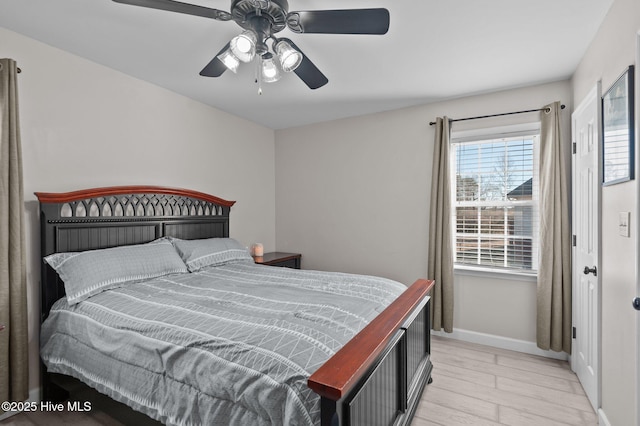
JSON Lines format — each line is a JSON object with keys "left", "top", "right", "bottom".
{"left": 570, "top": 82, "right": 602, "bottom": 412}
{"left": 635, "top": 29, "right": 640, "bottom": 426}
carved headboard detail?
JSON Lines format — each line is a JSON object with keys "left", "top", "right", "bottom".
{"left": 51, "top": 193, "right": 227, "bottom": 219}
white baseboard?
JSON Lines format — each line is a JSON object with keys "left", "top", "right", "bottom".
{"left": 0, "top": 387, "right": 41, "bottom": 421}
{"left": 431, "top": 328, "right": 569, "bottom": 361}
{"left": 597, "top": 408, "right": 611, "bottom": 426}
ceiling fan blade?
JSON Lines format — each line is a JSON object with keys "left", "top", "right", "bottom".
{"left": 281, "top": 39, "right": 328, "bottom": 90}
{"left": 112, "top": 0, "right": 232, "bottom": 21}
{"left": 286, "top": 9, "right": 389, "bottom": 35}
{"left": 200, "top": 42, "right": 231, "bottom": 77}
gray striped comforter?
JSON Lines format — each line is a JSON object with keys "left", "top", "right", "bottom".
{"left": 41, "top": 261, "right": 406, "bottom": 426}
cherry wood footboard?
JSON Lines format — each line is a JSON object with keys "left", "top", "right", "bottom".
{"left": 309, "top": 279, "right": 435, "bottom": 426}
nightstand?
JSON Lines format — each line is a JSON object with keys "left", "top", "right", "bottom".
{"left": 253, "top": 252, "right": 301, "bottom": 269}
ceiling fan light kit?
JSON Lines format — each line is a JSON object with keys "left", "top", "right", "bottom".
{"left": 112, "top": 0, "right": 390, "bottom": 91}
{"left": 221, "top": 30, "right": 302, "bottom": 83}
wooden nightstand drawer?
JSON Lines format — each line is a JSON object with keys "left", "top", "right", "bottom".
{"left": 253, "top": 252, "right": 301, "bottom": 269}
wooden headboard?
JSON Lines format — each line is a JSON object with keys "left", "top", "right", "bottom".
{"left": 35, "top": 186, "right": 236, "bottom": 322}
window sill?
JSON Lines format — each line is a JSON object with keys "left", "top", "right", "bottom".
{"left": 454, "top": 265, "right": 537, "bottom": 283}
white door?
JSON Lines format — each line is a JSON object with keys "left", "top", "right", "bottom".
{"left": 571, "top": 83, "right": 601, "bottom": 412}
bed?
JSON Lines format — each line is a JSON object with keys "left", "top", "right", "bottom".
{"left": 36, "top": 186, "right": 434, "bottom": 426}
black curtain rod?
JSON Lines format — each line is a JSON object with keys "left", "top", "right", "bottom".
{"left": 429, "top": 104, "right": 565, "bottom": 126}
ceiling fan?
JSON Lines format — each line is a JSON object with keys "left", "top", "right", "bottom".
{"left": 112, "top": 0, "right": 390, "bottom": 90}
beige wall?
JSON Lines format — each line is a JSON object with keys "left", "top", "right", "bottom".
{"left": 275, "top": 80, "right": 571, "bottom": 345}
{"left": 6, "top": 1, "right": 639, "bottom": 420}
{"left": 571, "top": 0, "right": 640, "bottom": 424}
{"left": 2, "top": 27, "right": 276, "bottom": 396}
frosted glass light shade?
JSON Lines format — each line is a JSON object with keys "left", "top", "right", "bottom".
{"left": 217, "top": 49, "right": 240, "bottom": 73}
{"left": 275, "top": 40, "right": 302, "bottom": 72}
{"left": 261, "top": 55, "right": 281, "bottom": 83}
{"left": 230, "top": 31, "right": 257, "bottom": 63}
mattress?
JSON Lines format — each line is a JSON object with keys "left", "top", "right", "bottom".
{"left": 41, "top": 261, "right": 406, "bottom": 426}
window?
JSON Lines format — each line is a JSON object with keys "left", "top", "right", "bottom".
{"left": 451, "top": 128, "right": 539, "bottom": 273}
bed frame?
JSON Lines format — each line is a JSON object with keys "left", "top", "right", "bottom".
{"left": 36, "top": 186, "right": 433, "bottom": 426}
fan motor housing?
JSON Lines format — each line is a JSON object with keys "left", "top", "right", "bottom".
{"left": 231, "top": 0, "right": 289, "bottom": 34}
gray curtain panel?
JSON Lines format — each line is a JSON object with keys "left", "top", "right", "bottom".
{"left": 428, "top": 117, "right": 454, "bottom": 332}
{"left": 0, "top": 58, "right": 29, "bottom": 405}
{"left": 537, "top": 101, "right": 572, "bottom": 353}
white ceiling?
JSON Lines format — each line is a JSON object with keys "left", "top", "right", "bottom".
{"left": 0, "top": 0, "right": 613, "bottom": 129}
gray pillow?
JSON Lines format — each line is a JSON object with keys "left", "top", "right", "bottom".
{"left": 44, "top": 238, "right": 188, "bottom": 305}
{"left": 171, "top": 237, "right": 253, "bottom": 272}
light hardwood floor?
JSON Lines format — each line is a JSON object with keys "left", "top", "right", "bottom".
{"left": 1, "top": 336, "right": 597, "bottom": 425}
{"left": 414, "top": 336, "right": 598, "bottom": 426}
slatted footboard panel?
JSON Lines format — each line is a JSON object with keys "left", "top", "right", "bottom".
{"left": 343, "top": 298, "right": 432, "bottom": 426}
{"left": 404, "top": 304, "right": 432, "bottom": 422}
{"left": 347, "top": 331, "right": 404, "bottom": 426}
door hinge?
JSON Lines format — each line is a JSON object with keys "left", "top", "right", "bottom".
{"left": 572, "top": 142, "right": 577, "bottom": 154}
{"left": 572, "top": 326, "right": 576, "bottom": 339}
{"left": 572, "top": 235, "right": 576, "bottom": 247}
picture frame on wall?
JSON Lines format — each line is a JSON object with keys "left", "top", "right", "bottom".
{"left": 602, "top": 64, "right": 635, "bottom": 186}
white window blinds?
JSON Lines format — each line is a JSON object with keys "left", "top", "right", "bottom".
{"left": 451, "top": 131, "right": 539, "bottom": 272}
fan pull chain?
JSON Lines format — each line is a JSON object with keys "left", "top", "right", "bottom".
{"left": 256, "top": 58, "right": 263, "bottom": 95}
